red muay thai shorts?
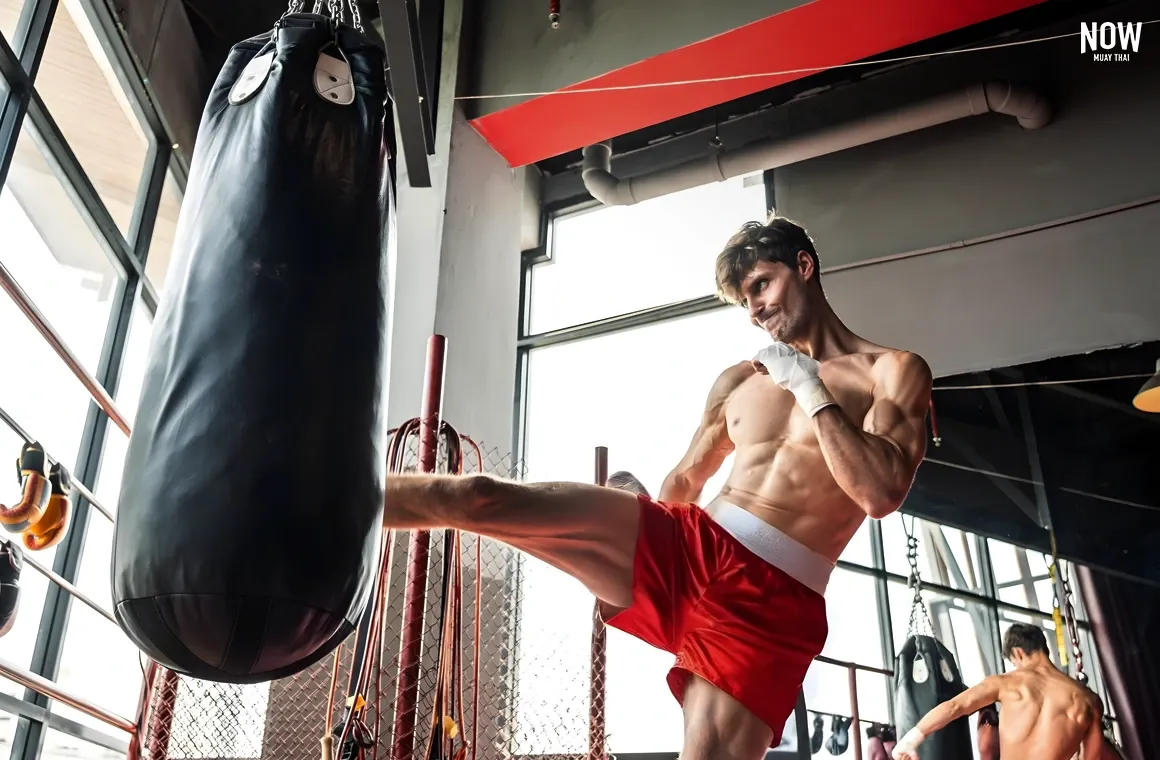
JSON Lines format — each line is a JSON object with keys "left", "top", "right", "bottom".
{"left": 603, "top": 494, "right": 832, "bottom": 746}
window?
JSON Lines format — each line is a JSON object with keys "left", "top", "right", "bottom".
{"left": 58, "top": 300, "right": 152, "bottom": 732}
{"left": 528, "top": 176, "right": 767, "bottom": 334}
{"left": 1, "top": 0, "right": 182, "bottom": 755}
{"left": 41, "top": 727, "right": 124, "bottom": 760}
{"left": 1, "top": 0, "right": 26, "bottom": 44}
{"left": 36, "top": 0, "right": 151, "bottom": 236}
{"left": 145, "top": 168, "right": 183, "bottom": 289}
{"left": 989, "top": 538, "right": 1055, "bottom": 613}
{"left": 2, "top": 120, "right": 121, "bottom": 376}
{"left": 520, "top": 307, "right": 770, "bottom": 753}
{"left": 0, "top": 707, "right": 19, "bottom": 757}
{"left": 0, "top": 121, "right": 118, "bottom": 680}
{"left": 881, "top": 515, "right": 985, "bottom": 595}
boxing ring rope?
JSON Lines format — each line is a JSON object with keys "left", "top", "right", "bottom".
{"left": 0, "top": 260, "right": 131, "bottom": 436}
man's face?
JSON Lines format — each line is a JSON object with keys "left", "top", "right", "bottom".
{"left": 739, "top": 259, "right": 809, "bottom": 342}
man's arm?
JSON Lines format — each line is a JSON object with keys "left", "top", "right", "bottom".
{"left": 893, "top": 677, "right": 1003, "bottom": 760}
{"left": 658, "top": 363, "right": 750, "bottom": 503}
{"left": 1079, "top": 705, "right": 1105, "bottom": 760}
{"left": 813, "top": 351, "right": 932, "bottom": 519}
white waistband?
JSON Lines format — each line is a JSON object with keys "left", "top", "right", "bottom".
{"left": 704, "top": 497, "right": 835, "bottom": 596}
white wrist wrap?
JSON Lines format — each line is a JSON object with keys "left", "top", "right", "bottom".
{"left": 795, "top": 380, "right": 837, "bottom": 418}
{"left": 894, "top": 727, "right": 926, "bottom": 755}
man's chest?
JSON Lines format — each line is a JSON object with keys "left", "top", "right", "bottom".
{"left": 724, "top": 361, "right": 877, "bottom": 446}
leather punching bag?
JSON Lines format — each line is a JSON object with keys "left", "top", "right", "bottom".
{"left": 894, "top": 635, "right": 974, "bottom": 760}
{"left": 112, "top": 11, "right": 392, "bottom": 684}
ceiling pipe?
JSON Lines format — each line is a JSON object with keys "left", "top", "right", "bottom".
{"left": 581, "top": 81, "right": 1051, "bottom": 207}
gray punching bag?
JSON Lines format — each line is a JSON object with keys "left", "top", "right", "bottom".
{"left": 112, "top": 5, "right": 391, "bottom": 684}
{"left": 894, "top": 634, "right": 973, "bottom": 760}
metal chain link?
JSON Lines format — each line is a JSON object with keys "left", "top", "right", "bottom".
{"left": 1060, "top": 563, "right": 1086, "bottom": 684}
{"left": 282, "top": 0, "right": 363, "bottom": 31}
{"left": 902, "top": 516, "right": 933, "bottom": 638}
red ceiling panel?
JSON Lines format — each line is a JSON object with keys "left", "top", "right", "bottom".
{"left": 469, "top": 0, "right": 1046, "bottom": 167}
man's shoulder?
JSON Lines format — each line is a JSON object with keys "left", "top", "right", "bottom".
{"left": 870, "top": 349, "right": 933, "bottom": 392}
{"left": 716, "top": 359, "right": 759, "bottom": 384}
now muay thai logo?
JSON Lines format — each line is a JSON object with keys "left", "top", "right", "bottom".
{"left": 1080, "top": 21, "right": 1142, "bottom": 62}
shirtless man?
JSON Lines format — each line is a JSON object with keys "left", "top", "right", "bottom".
{"left": 892, "top": 623, "right": 1104, "bottom": 760}
{"left": 385, "top": 215, "right": 934, "bottom": 760}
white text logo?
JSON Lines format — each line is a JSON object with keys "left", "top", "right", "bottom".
{"left": 1080, "top": 22, "right": 1142, "bottom": 62}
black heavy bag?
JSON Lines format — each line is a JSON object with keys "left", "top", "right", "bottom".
{"left": 893, "top": 634, "right": 973, "bottom": 760}
{"left": 112, "top": 10, "right": 392, "bottom": 683}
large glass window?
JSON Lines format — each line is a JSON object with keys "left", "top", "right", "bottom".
{"left": 35, "top": 0, "right": 151, "bottom": 236}
{"left": 1, "top": 0, "right": 178, "bottom": 755}
{"left": 528, "top": 175, "right": 767, "bottom": 334}
{"left": 2, "top": 121, "right": 121, "bottom": 376}
{"left": 55, "top": 299, "right": 153, "bottom": 733}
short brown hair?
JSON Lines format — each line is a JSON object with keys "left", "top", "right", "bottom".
{"left": 714, "top": 215, "right": 821, "bottom": 304}
{"left": 1002, "top": 622, "right": 1050, "bottom": 660}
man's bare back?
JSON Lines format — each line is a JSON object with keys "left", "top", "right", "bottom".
{"left": 667, "top": 342, "right": 931, "bottom": 563}
{"left": 994, "top": 663, "right": 1103, "bottom": 759}
{"left": 893, "top": 623, "right": 1104, "bottom": 760}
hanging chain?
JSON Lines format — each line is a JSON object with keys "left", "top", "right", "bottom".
{"left": 902, "top": 516, "right": 933, "bottom": 637}
{"left": 1061, "top": 562, "right": 1086, "bottom": 684}
{"left": 283, "top": 0, "right": 363, "bottom": 31}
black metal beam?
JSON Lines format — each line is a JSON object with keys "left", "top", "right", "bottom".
{"left": 378, "top": 0, "right": 433, "bottom": 187}
{"left": 518, "top": 294, "right": 728, "bottom": 349}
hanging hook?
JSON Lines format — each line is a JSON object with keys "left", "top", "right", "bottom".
{"left": 549, "top": 0, "right": 560, "bottom": 29}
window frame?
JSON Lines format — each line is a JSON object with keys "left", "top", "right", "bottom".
{"left": 1, "top": 0, "right": 183, "bottom": 757}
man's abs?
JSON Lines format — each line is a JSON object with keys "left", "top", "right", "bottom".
{"left": 716, "top": 442, "right": 867, "bottom": 564}
{"left": 712, "top": 353, "right": 880, "bottom": 562}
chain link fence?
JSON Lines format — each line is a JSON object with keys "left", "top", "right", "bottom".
{"left": 137, "top": 427, "right": 606, "bottom": 760}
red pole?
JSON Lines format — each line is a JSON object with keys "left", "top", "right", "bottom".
{"left": 588, "top": 447, "right": 609, "bottom": 760}
{"left": 146, "top": 668, "right": 180, "bottom": 760}
{"left": 392, "top": 335, "right": 447, "bottom": 760}
{"left": 848, "top": 665, "right": 862, "bottom": 760}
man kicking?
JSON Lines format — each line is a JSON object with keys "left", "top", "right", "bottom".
{"left": 386, "top": 215, "right": 934, "bottom": 760}
{"left": 892, "top": 622, "right": 1104, "bottom": 760}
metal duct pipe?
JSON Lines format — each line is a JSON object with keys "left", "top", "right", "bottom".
{"left": 581, "top": 81, "right": 1051, "bottom": 206}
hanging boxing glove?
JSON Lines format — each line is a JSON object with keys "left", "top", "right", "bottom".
{"left": 0, "top": 442, "right": 51, "bottom": 534}
{"left": 22, "top": 462, "right": 72, "bottom": 551}
{"left": 811, "top": 713, "right": 824, "bottom": 754}
{"left": 825, "top": 716, "right": 851, "bottom": 756}
{"left": 0, "top": 539, "right": 22, "bottom": 636}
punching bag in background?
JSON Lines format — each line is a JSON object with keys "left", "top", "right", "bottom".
{"left": 893, "top": 635, "right": 974, "bottom": 760}
{"left": 112, "top": 6, "right": 392, "bottom": 684}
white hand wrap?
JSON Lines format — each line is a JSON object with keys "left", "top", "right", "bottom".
{"left": 892, "top": 727, "right": 926, "bottom": 759}
{"left": 753, "top": 343, "right": 837, "bottom": 417}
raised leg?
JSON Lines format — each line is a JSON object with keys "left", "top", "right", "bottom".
{"left": 681, "top": 675, "right": 775, "bottom": 760}
{"left": 386, "top": 473, "right": 641, "bottom": 607}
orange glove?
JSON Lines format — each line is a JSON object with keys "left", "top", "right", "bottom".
{"left": 23, "top": 463, "right": 72, "bottom": 551}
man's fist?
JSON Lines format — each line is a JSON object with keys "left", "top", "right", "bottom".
{"left": 891, "top": 727, "right": 926, "bottom": 760}
{"left": 752, "top": 343, "right": 837, "bottom": 417}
